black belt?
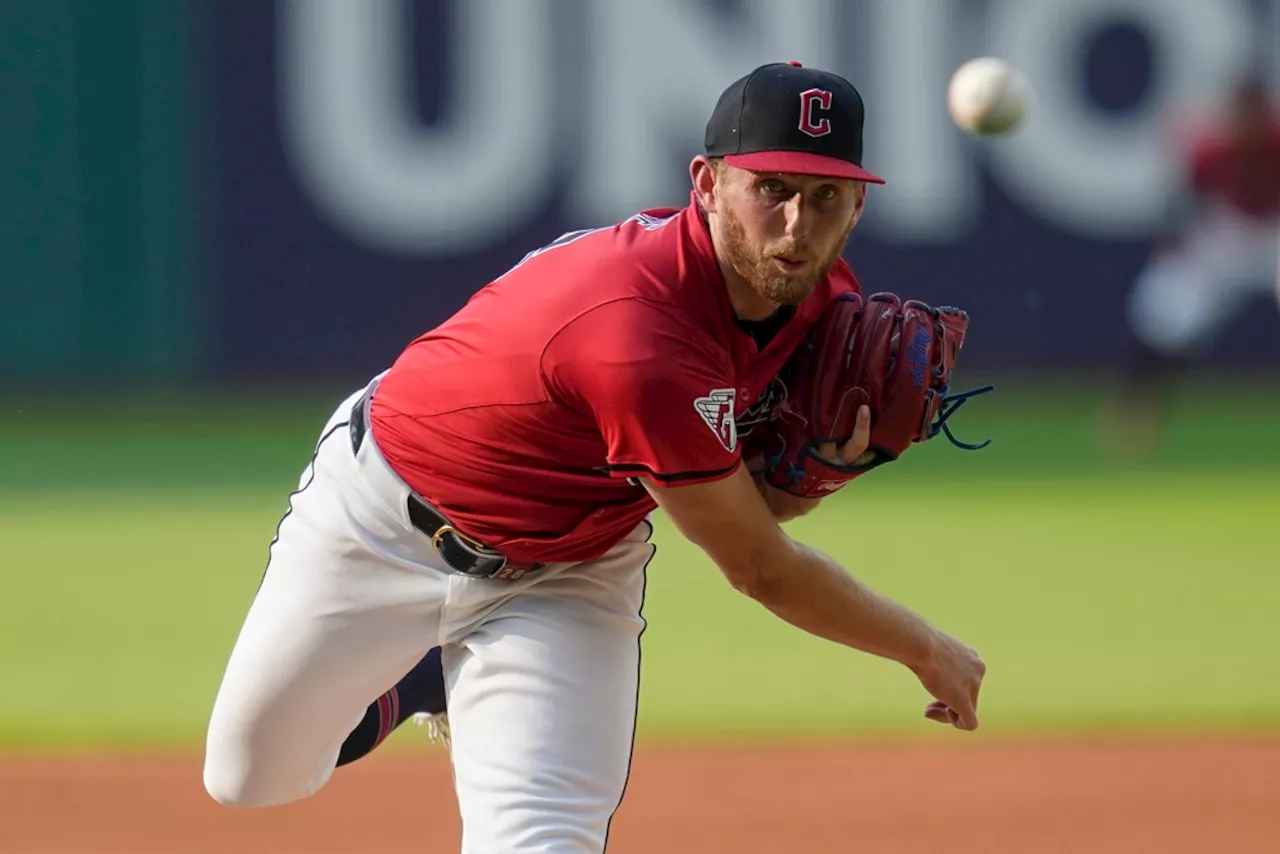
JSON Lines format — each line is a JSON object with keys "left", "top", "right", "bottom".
{"left": 349, "top": 388, "right": 541, "bottom": 581}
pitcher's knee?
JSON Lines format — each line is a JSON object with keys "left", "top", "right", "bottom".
{"left": 202, "top": 756, "right": 320, "bottom": 808}
{"left": 202, "top": 762, "right": 270, "bottom": 808}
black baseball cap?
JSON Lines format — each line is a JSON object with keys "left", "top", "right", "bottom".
{"left": 705, "top": 61, "right": 885, "bottom": 184}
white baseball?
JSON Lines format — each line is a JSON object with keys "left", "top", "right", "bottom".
{"left": 947, "top": 57, "right": 1030, "bottom": 137}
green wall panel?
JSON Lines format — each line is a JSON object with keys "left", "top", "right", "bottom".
{"left": 0, "top": 0, "right": 204, "bottom": 384}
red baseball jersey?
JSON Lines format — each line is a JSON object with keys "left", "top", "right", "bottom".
{"left": 369, "top": 195, "right": 859, "bottom": 564}
{"left": 1188, "top": 122, "right": 1280, "bottom": 218}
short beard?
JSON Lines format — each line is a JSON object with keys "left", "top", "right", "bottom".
{"left": 719, "top": 205, "right": 851, "bottom": 306}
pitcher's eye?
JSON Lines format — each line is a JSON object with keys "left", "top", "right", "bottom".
{"left": 815, "top": 184, "right": 838, "bottom": 201}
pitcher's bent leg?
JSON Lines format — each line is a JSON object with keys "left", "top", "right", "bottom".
{"left": 203, "top": 391, "right": 451, "bottom": 808}
{"left": 445, "top": 523, "right": 654, "bottom": 853}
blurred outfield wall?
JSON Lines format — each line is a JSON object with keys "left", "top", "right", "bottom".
{"left": 3, "top": 0, "right": 1280, "bottom": 388}
{"left": 0, "top": 1, "right": 206, "bottom": 384}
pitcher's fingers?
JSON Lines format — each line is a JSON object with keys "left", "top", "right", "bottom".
{"left": 954, "top": 701, "right": 980, "bottom": 731}
{"left": 924, "top": 703, "right": 952, "bottom": 724}
{"left": 838, "top": 405, "right": 873, "bottom": 465}
{"left": 967, "top": 675, "right": 985, "bottom": 717}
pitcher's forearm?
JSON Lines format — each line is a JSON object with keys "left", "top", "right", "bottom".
{"left": 744, "top": 540, "right": 938, "bottom": 669}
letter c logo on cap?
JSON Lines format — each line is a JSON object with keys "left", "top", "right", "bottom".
{"left": 799, "top": 88, "right": 833, "bottom": 138}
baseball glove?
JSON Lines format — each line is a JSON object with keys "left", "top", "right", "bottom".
{"left": 760, "top": 291, "right": 992, "bottom": 498}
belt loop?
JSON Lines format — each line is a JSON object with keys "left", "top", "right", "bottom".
{"left": 349, "top": 377, "right": 380, "bottom": 453}
{"left": 349, "top": 394, "right": 366, "bottom": 453}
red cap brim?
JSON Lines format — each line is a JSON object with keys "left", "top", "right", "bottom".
{"left": 722, "top": 151, "right": 885, "bottom": 184}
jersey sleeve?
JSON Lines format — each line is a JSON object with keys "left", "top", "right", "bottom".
{"left": 543, "top": 299, "right": 742, "bottom": 485}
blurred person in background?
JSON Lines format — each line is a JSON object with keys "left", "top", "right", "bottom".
{"left": 1105, "top": 72, "right": 1280, "bottom": 457}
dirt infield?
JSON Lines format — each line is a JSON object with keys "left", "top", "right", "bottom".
{"left": 2, "top": 737, "right": 1276, "bottom": 853}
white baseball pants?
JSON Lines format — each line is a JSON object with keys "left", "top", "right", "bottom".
{"left": 1127, "top": 205, "right": 1280, "bottom": 356}
{"left": 202, "top": 380, "right": 654, "bottom": 853}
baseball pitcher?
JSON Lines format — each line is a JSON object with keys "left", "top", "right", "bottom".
{"left": 203, "top": 61, "right": 991, "bottom": 853}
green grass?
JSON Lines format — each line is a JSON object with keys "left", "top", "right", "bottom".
{"left": 639, "top": 474, "right": 1280, "bottom": 740}
{"left": 0, "top": 491, "right": 288, "bottom": 750}
{"left": 1, "top": 381, "right": 1278, "bottom": 751}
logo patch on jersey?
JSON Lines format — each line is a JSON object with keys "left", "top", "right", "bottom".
{"left": 694, "top": 388, "right": 738, "bottom": 452}
{"left": 799, "top": 88, "right": 834, "bottom": 138}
